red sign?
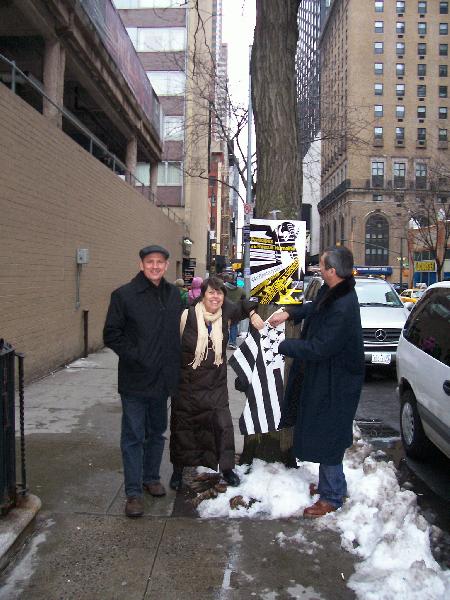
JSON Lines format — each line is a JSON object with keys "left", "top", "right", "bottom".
{"left": 244, "top": 203, "right": 253, "bottom": 215}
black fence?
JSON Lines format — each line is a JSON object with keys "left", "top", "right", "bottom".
{"left": 0, "top": 340, "right": 26, "bottom": 514}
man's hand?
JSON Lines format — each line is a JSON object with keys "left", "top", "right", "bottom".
{"left": 268, "top": 310, "right": 289, "bottom": 328}
{"left": 250, "top": 313, "right": 265, "bottom": 330}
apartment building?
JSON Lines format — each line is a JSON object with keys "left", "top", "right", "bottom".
{"left": 318, "top": 0, "right": 450, "bottom": 283}
{"left": 115, "top": 0, "right": 223, "bottom": 276}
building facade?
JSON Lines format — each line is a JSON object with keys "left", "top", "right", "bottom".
{"left": 318, "top": 0, "right": 450, "bottom": 284}
{"left": 115, "top": 0, "right": 223, "bottom": 276}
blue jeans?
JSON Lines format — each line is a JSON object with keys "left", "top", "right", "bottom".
{"left": 120, "top": 394, "right": 168, "bottom": 498}
{"left": 318, "top": 463, "right": 347, "bottom": 509}
{"left": 229, "top": 323, "right": 238, "bottom": 345}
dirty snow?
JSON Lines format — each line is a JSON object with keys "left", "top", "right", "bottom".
{"left": 196, "top": 429, "right": 450, "bottom": 599}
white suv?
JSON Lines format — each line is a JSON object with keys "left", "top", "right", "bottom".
{"left": 397, "top": 281, "right": 450, "bottom": 460}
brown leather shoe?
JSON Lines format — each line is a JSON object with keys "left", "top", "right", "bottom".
{"left": 125, "top": 496, "right": 144, "bottom": 518}
{"left": 303, "top": 499, "right": 337, "bottom": 519}
{"left": 143, "top": 482, "right": 166, "bottom": 497}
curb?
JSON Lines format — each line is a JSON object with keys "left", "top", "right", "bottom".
{"left": 0, "top": 494, "right": 41, "bottom": 573}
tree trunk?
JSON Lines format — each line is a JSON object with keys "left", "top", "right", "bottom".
{"left": 251, "top": 0, "right": 302, "bottom": 219}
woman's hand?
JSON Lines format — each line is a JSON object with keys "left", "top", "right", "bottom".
{"left": 268, "top": 310, "right": 289, "bottom": 328}
{"left": 249, "top": 312, "right": 265, "bottom": 330}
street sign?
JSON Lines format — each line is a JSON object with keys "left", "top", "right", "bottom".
{"left": 414, "top": 260, "right": 436, "bottom": 272}
{"left": 243, "top": 225, "right": 250, "bottom": 242}
{"left": 244, "top": 203, "right": 253, "bottom": 215}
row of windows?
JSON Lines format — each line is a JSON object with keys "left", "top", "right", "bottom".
{"left": 126, "top": 27, "right": 186, "bottom": 52}
{"left": 374, "top": 21, "right": 449, "bottom": 34}
{"left": 374, "top": 84, "right": 448, "bottom": 97}
{"left": 374, "top": 127, "right": 449, "bottom": 141}
{"left": 374, "top": 42, "right": 449, "bottom": 55}
{"left": 374, "top": 63, "right": 448, "bottom": 76}
{"left": 375, "top": 1, "right": 448, "bottom": 14}
{"left": 374, "top": 104, "right": 449, "bottom": 120}
{"left": 134, "top": 161, "right": 183, "bottom": 186}
{"left": 114, "top": 0, "right": 184, "bottom": 8}
{"left": 146, "top": 71, "right": 185, "bottom": 96}
{"left": 371, "top": 160, "right": 434, "bottom": 188}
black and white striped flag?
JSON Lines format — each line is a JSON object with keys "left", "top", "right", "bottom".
{"left": 229, "top": 323, "right": 285, "bottom": 435}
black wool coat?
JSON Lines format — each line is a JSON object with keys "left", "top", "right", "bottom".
{"left": 103, "top": 272, "right": 182, "bottom": 397}
{"left": 279, "top": 277, "right": 364, "bottom": 465}
{"left": 170, "top": 298, "right": 254, "bottom": 471}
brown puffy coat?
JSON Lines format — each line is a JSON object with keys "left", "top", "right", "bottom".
{"left": 170, "top": 298, "right": 253, "bottom": 471}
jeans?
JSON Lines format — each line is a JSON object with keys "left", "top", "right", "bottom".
{"left": 229, "top": 323, "right": 238, "bottom": 346}
{"left": 120, "top": 394, "right": 168, "bottom": 498}
{"left": 318, "top": 463, "right": 347, "bottom": 509}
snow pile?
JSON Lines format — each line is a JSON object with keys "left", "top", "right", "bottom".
{"left": 196, "top": 436, "right": 450, "bottom": 599}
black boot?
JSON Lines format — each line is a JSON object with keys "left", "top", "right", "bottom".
{"left": 170, "top": 467, "right": 183, "bottom": 491}
{"left": 222, "top": 469, "right": 240, "bottom": 487}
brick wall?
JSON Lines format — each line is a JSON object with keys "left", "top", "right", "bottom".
{"left": 0, "top": 84, "right": 184, "bottom": 381}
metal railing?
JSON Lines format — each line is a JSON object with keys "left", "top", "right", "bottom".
{"left": 0, "top": 52, "right": 185, "bottom": 228}
{"left": 0, "top": 340, "right": 26, "bottom": 514}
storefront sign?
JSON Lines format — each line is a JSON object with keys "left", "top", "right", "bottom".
{"left": 414, "top": 260, "right": 436, "bottom": 272}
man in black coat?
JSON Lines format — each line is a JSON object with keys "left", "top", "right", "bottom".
{"left": 269, "top": 246, "right": 364, "bottom": 518}
{"left": 103, "top": 245, "right": 182, "bottom": 517}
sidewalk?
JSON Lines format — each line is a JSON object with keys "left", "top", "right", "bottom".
{"left": 0, "top": 348, "right": 357, "bottom": 599}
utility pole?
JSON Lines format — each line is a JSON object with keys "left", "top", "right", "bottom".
{"left": 400, "top": 236, "right": 404, "bottom": 289}
{"left": 244, "top": 45, "right": 253, "bottom": 298}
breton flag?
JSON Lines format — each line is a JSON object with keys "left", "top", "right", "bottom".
{"left": 229, "top": 322, "right": 285, "bottom": 435}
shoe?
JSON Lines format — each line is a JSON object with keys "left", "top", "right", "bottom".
{"left": 169, "top": 471, "right": 183, "bottom": 491}
{"left": 303, "top": 499, "right": 337, "bottom": 519}
{"left": 309, "top": 483, "right": 319, "bottom": 496}
{"left": 143, "top": 482, "right": 166, "bottom": 497}
{"left": 125, "top": 496, "right": 144, "bottom": 518}
{"left": 222, "top": 469, "right": 240, "bottom": 487}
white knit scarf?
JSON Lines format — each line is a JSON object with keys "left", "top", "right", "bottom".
{"left": 190, "top": 301, "right": 223, "bottom": 369}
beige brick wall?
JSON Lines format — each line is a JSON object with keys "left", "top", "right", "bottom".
{"left": 0, "top": 84, "right": 184, "bottom": 381}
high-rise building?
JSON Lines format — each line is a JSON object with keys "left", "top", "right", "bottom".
{"left": 115, "top": 0, "right": 223, "bottom": 276}
{"left": 318, "top": 0, "right": 450, "bottom": 283}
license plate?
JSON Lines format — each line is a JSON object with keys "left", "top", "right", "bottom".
{"left": 371, "top": 352, "right": 391, "bottom": 365}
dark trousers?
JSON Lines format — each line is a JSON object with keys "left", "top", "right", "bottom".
{"left": 120, "top": 394, "right": 168, "bottom": 498}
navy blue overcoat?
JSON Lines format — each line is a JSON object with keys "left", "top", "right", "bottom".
{"left": 278, "top": 277, "right": 364, "bottom": 464}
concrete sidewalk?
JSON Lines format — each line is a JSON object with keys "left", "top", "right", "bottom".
{"left": 0, "top": 348, "right": 357, "bottom": 599}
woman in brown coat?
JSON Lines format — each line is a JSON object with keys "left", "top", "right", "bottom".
{"left": 169, "top": 276, "right": 261, "bottom": 490}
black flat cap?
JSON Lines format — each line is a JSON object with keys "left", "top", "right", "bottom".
{"left": 139, "top": 245, "right": 170, "bottom": 260}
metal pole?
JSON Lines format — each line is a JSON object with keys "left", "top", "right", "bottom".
{"left": 400, "top": 237, "right": 404, "bottom": 288}
{"left": 244, "top": 45, "right": 253, "bottom": 298}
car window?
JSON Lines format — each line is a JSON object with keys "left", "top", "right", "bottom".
{"left": 401, "top": 290, "right": 411, "bottom": 298}
{"left": 355, "top": 280, "right": 404, "bottom": 307}
{"left": 403, "top": 288, "right": 450, "bottom": 367}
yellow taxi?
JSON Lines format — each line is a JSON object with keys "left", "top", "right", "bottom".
{"left": 399, "top": 288, "right": 426, "bottom": 304}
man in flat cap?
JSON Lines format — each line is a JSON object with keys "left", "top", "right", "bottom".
{"left": 104, "top": 245, "right": 182, "bottom": 517}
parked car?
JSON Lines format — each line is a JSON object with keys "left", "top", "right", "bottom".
{"left": 396, "top": 281, "right": 450, "bottom": 460}
{"left": 399, "top": 288, "right": 426, "bottom": 304}
{"left": 304, "top": 275, "right": 410, "bottom": 367}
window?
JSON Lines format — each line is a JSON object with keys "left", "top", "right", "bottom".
{"left": 396, "top": 42, "right": 405, "bottom": 55}
{"left": 404, "top": 289, "right": 450, "bottom": 367}
{"left": 340, "top": 217, "right": 345, "bottom": 246}
{"left": 440, "top": 2, "right": 449, "bottom": 14}
{"left": 374, "top": 126, "right": 383, "bottom": 139}
{"left": 163, "top": 115, "right": 184, "bottom": 140}
{"left": 439, "top": 85, "right": 448, "bottom": 97}
{"left": 418, "top": 22, "right": 427, "bottom": 35}
{"left": 396, "top": 63, "right": 405, "bottom": 76}
{"left": 375, "top": 1, "right": 384, "bottom": 12}
{"left": 116, "top": 0, "right": 184, "bottom": 6}
{"left": 440, "top": 44, "right": 449, "bottom": 56}
{"left": 374, "top": 62, "right": 384, "bottom": 74}
{"left": 396, "top": 1, "right": 405, "bottom": 12}
{"left": 147, "top": 71, "right": 185, "bottom": 96}
{"left": 418, "top": 43, "right": 427, "bottom": 55}
{"left": 417, "top": 105, "right": 427, "bottom": 118}
{"left": 127, "top": 27, "right": 186, "bottom": 52}
{"left": 371, "top": 161, "right": 385, "bottom": 187}
{"left": 439, "top": 128, "right": 448, "bottom": 141}
{"left": 396, "top": 105, "right": 405, "bottom": 118}
{"left": 375, "top": 21, "right": 384, "bottom": 33}
{"left": 374, "top": 104, "right": 383, "bottom": 117}
{"left": 396, "top": 83, "right": 405, "bottom": 96}
{"left": 157, "top": 161, "right": 183, "bottom": 185}
{"left": 396, "top": 127, "right": 405, "bottom": 141}
{"left": 418, "top": 1, "right": 427, "bottom": 13}
{"left": 417, "top": 84, "right": 427, "bottom": 97}
{"left": 373, "top": 194, "right": 384, "bottom": 201}
{"left": 374, "top": 83, "right": 384, "bottom": 95}
{"left": 417, "top": 127, "right": 427, "bottom": 141}
{"left": 440, "top": 23, "right": 449, "bottom": 35}
{"left": 333, "top": 220, "right": 337, "bottom": 245}
{"left": 418, "top": 63, "right": 427, "bottom": 76}
{"left": 135, "top": 163, "right": 150, "bottom": 186}
{"left": 394, "top": 162, "right": 406, "bottom": 188}
{"left": 396, "top": 22, "right": 405, "bottom": 34}
{"left": 374, "top": 42, "right": 384, "bottom": 54}
{"left": 440, "top": 64, "right": 448, "bottom": 77}
{"left": 365, "top": 214, "right": 389, "bottom": 266}
{"left": 439, "top": 107, "right": 448, "bottom": 119}
{"left": 415, "top": 163, "right": 427, "bottom": 189}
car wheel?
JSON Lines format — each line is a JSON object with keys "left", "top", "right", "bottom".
{"left": 400, "top": 390, "right": 432, "bottom": 460}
